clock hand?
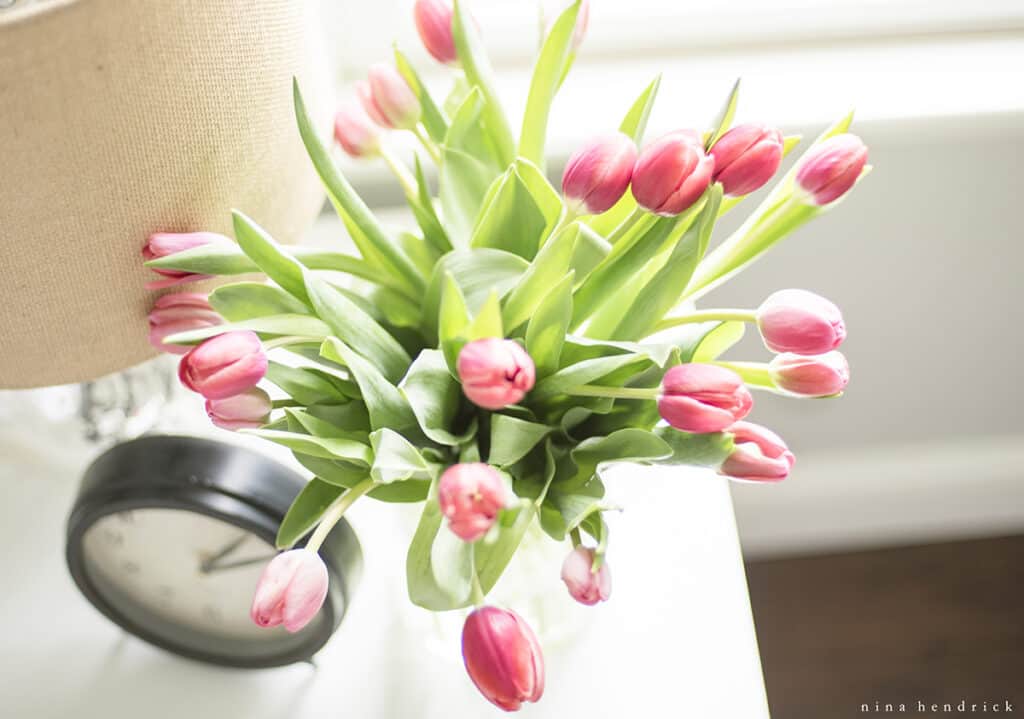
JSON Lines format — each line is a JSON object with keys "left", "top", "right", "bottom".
{"left": 198, "top": 532, "right": 251, "bottom": 573}
{"left": 200, "top": 554, "right": 280, "bottom": 574}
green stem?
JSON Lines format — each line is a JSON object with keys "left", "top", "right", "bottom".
{"left": 262, "top": 335, "right": 322, "bottom": 351}
{"left": 655, "top": 308, "right": 757, "bottom": 333}
{"left": 606, "top": 206, "right": 648, "bottom": 244}
{"left": 566, "top": 385, "right": 658, "bottom": 400}
{"left": 380, "top": 146, "right": 419, "bottom": 199}
{"left": 569, "top": 527, "right": 582, "bottom": 548}
{"left": 305, "top": 478, "right": 376, "bottom": 553}
{"left": 470, "top": 568, "right": 486, "bottom": 607}
{"left": 413, "top": 124, "right": 442, "bottom": 164}
{"left": 713, "top": 360, "right": 776, "bottom": 389}
{"left": 271, "top": 399, "right": 302, "bottom": 409}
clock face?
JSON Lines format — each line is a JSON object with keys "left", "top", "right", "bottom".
{"left": 79, "top": 507, "right": 330, "bottom": 661}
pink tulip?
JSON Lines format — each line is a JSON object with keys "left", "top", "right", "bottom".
{"left": 250, "top": 550, "right": 329, "bottom": 633}
{"left": 462, "top": 606, "right": 545, "bottom": 712}
{"left": 147, "top": 293, "right": 222, "bottom": 354}
{"left": 560, "top": 546, "right": 611, "bottom": 606}
{"left": 769, "top": 351, "right": 850, "bottom": 397}
{"left": 438, "top": 463, "right": 508, "bottom": 542}
{"left": 709, "top": 123, "right": 784, "bottom": 197}
{"left": 206, "top": 387, "right": 272, "bottom": 431}
{"left": 142, "top": 232, "right": 229, "bottom": 290}
{"left": 719, "top": 421, "right": 795, "bottom": 483}
{"left": 658, "top": 363, "right": 753, "bottom": 433}
{"left": 334, "top": 101, "right": 381, "bottom": 158}
{"left": 178, "top": 330, "right": 267, "bottom": 400}
{"left": 457, "top": 338, "right": 536, "bottom": 410}
{"left": 561, "top": 132, "right": 637, "bottom": 216}
{"left": 414, "top": 0, "right": 457, "bottom": 65}
{"left": 359, "top": 64, "right": 421, "bottom": 131}
{"left": 632, "top": 130, "right": 715, "bottom": 216}
{"left": 795, "top": 133, "right": 868, "bottom": 205}
{"left": 757, "top": 288, "right": 846, "bottom": 354}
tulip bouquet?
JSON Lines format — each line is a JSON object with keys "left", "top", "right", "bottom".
{"left": 143, "top": 0, "right": 867, "bottom": 710}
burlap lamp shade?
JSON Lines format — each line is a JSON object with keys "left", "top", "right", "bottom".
{"left": 0, "top": 0, "right": 334, "bottom": 389}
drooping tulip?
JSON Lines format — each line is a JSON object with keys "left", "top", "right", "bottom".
{"left": 359, "top": 64, "right": 421, "bottom": 131}
{"left": 457, "top": 338, "right": 536, "bottom": 410}
{"left": 438, "top": 463, "right": 508, "bottom": 542}
{"left": 560, "top": 546, "right": 611, "bottom": 606}
{"left": 250, "top": 550, "right": 329, "bottom": 633}
{"left": 462, "top": 606, "right": 545, "bottom": 711}
{"left": 178, "top": 330, "right": 267, "bottom": 400}
{"left": 757, "top": 288, "right": 846, "bottom": 354}
{"left": 561, "top": 132, "right": 637, "bottom": 216}
{"left": 631, "top": 130, "right": 715, "bottom": 216}
{"left": 147, "top": 293, "right": 222, "bottom": 354}
{"left": 142, "top": 232, "right": 229, "bottom": 289}
{"left": 333, "top": 101, "right": 381, "bottom": 158}
{"left": 719, "top": 421, "right": 795, "bottom": 482}
{"left": 206, "top": 386, "right": 273, "bottom": 431}
{"left": 709, "top": 123, "right": 784, "bottom": 197}
{"left": 769, "top": 351, "right": 850, "bottom": 397}
{"left": 795, "top": 133, "right": 868, "bottom": 205}
{"left": 414, "top": 0, "right": 457, "bottom": 65}
{"left": 658, "top": 363, "right": 753, "bottom": 433}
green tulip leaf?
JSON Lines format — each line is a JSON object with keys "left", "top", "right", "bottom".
{"left": 406, "top": 477, "right": 474, "bottom": 611}
{"left": 525, "top": 272, "right": 574, "bottom": 378}
{"left": 370, "top": 429, "right": 434, "bottom": 484}
{"left": 705, "top": 77, "right": 741, "bottom": 151}
{"left": 276, "top": 478, "right": 344, "bottom": 549}
{"left": 488, "top": 415, "right": 553, "bottom": 467}
{"left": 321, "top": 337, "right": 417, "bottom": 432}
{"left": 266, "top": 362, "right": 349, "bottom": 406}
{"left": 394, "top": 46, "right": 448, "bottom": 143}
{"left": 423, "top": 249, "right": 529, "bottom": 340}
{"left": 502, "top": 222, "right": 577, "bottom": 333}
{"left": 400, "top": 350, "right": 474, "bottom": 446}
{"left": 162, "top": 314, "right": 330, "bottom": 346}
{"left": 243, "top": 429, "right": 372, "bottom": 466}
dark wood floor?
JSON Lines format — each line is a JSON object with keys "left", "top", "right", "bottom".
{"left": 746, "top": 535, "right": 1024, "bottom": 718}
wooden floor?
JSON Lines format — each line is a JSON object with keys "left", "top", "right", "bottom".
{"left": 745, "top": 535, "right": 1024, "bottom": 718}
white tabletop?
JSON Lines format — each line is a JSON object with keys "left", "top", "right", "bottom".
{"left": 0, "top": 395, "right": 769, "bottom": 718}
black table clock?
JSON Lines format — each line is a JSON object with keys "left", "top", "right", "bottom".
{"left": 66, "top": 435, "right": 362, "bottom": 668}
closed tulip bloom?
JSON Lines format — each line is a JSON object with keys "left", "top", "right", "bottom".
{"left": 178, "top": 330, "right": 267, "bottom": 400}
{"left": 414, "top": 0, "right": 457, "bottom": 65}
{"left": 658, "top": 363, "right": 753, "bottom": 433}
{"left": 457, "top": 338, "right": 536, "bottom": 410}
{"left": 206, "top": 386, "right": 272, "bottom": 431}
{"left": 561, "top": 132, "right": 637, "bottom": 215}
{"left": 359, "top": 63, "right": 421, "bottom": 131}
{"left": 631, "top": 130, "right": 715, "bottom": 216}
{"left": 250, "top": 550, "right": 329, "bottom": 633}
{"left": 147, "top": 293, "right": 222, "bottom": 354}
{"left": 709, "top": 123, "right": 784, "bottom": 197}
{"left": 462, "top": 606, "right": 545, "bottom": 712}
{"left": 757, "top": 288, "right": 846, "bottom": 354}
{"left": 334, "top": 101, "right": 381, "bottom": 158}
{"left": 438, "top": 463, "right": 508, "bottom": 542}
{"left": 142, "top": 231, "right": 229, "bottom": 289}
{"left": 719, "top": 421, "right": 795, "bottom": 483}
{"left": 795, "top": 133, "right": 868, "bottom": 205}
{"left": 560, "top": 546, "right": 611, "bottom": 606}
{"left": 769, "top": 351, "right": 850, "bottom": 397}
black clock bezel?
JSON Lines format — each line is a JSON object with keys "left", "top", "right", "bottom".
{"left": 66, "top": 434, "right": 362, "bottom": 669}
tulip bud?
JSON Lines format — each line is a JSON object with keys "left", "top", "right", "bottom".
{"left": 769, "top": 351, "right": 850, "bottom": 397}
{"left": 658, "top": 363, "right": 753, "bottom": 433}
{"left": 719, "top": 421, "right": 795, "bottom": 483}
{"left": 462, "top": 606, "right": 545, "bottom": 711}
{"left": 414, "top": 0, "right": 457, "bottom": 65}
{"left": 359, "top": 64, "right": 421, "bottom": 131}
{"left": 333, "top": 101, "right": 381, "bottom": 158}
{"left": 757, "top": 288, "right": 846, "bottom": 354}
{"left": 178, "top": 330, "right": 268, "bottom": 400}
{"left": 709, "top": 123, "right": 784, "bottom": 197}
{"left": 631, "top": 130, "right": 715, "bottom": 216}
{"left": 147, "top": 293, "right": 223, "bottom": 355}
{"left": 561, "top": 132, "right": 637, "bottom": 216}
{"left": 142, "top": 232, "right": 229, "bottom": 290}
{"left": 438, "top": 463, "right": 508, "bottom": 542}
{"left": 206, "top": 386, "right": 272, "bottom": 431}
{"left": 457, "top": 338, "right": 536, "bottom": 410}
{"left": 560, "top": 546, "right": 611, "bottom": 606}
{"left": 250, "top": 550, "right": 329, "bottom": 633}
{"left": 795, "top": 133, "right": 868, "bottom": 205}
